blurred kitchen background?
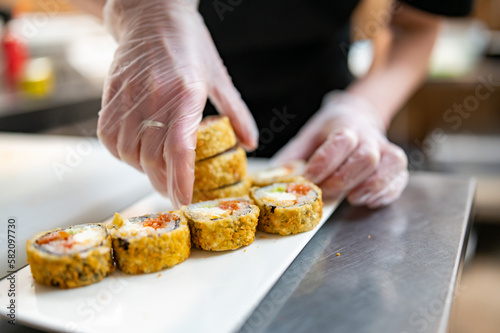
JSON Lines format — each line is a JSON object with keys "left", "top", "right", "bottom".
{"left": 0, "top": 0, "right": 499, "bottom": 332}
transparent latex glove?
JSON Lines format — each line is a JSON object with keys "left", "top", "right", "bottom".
{"left": 273, "top": 91, "right": 408, "bottom": 208}
{"left": 97, "top": 0, "right": 258, "bottom": 208}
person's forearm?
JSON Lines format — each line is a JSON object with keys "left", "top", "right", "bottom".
{"left": 347, "top": 3, "right": 441, "bottom": 128}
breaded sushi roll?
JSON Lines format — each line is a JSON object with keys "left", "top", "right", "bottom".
{"left": 250, "top": 160, "right": 305, "bottom": 187}
{"left": 250, "top": 181, "right": 323, "bottom": 235}
{"left": 194, "top": 147, "right": 247, "bottom": 190}
{"left": 192, "top": 176, "right": 252, "bottom": 203}
{"left": 108, "top": 211, "right": 190, "bottom": 274}
{"left": 196, "top": 115, "right": 237, "bottom": 162}
{"left": 184, "top": 198, "right": 259, "bottom": 251}
{"left": 26, "top": 224, "right": 113, "bottom": 289}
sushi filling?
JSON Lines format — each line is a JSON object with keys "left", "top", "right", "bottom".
{"left": 255, "top": 165, "right": 294, "bottom": 181}
{"left": 256, "top": 183, "right": 317, "bottom": 207}
{"left": 113, "top": 213, "right": 181, "bottom": 238}
{"left": 188, "top": 199, "right": 251, "bottom": 220}
{"left": 36, "top": 225, "right": 105, "bottom": 255}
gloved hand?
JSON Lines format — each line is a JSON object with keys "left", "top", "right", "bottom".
{"left": 273, "top": 91, "right": 408, "bottom": 208}
{"left": 97, "top": 0, "right": 258, "bottom": 208}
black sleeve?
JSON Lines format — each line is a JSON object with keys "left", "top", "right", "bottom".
{"left": 399, "top": 0, "right": 473, "bottom": 17}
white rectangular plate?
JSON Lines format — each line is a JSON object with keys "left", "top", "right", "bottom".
{"left": 0, "top": 169, "right": 339, "bottom": 333}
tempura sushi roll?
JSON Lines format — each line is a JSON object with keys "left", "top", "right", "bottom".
{"left": 184, "top": 198, "right": 259, "bottom": 251}
{"left": 250, "top": 160, "right": 305, "bottom": 187}
{"left": 26, "top": 224, "right": 113, "bottom": 289}
{"left": 108, "top": 211, "right": 190, "bottom": 274}
{"left": 192, "top": 176, "right": 252, "bottom": 203}
{"left": 194, "top": 146, "right": 247, "bottom": 190}
{"left": 196, "top": 115, "right": 237, "bottom": 162}
{"left": 250, "top": 181, "right": 323, "bottom": 235}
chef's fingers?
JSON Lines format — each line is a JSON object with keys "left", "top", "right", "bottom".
{"left": 366, "top": 169, "right": 409, "bottom": 208}
{"left": 102, "top": 59, "right": 165, "bottom": 172}
{"left": 347, "top": 143, "right": 408, "bottom": 208}
{"left": 115, "top": 109, "right": 144, "bottom": 172}
{"left": 140, "top": 125, "right": 169, "bottom": 196}
{"left": 319, "top": 140, "right": 380, "bottom": 200}
{"left": 97, "top": 52, "right": 145, "bottom": 162}
{"left": 163, "top": 111, "right": 202, "bottom": 208}
{"left": 138, "top": 87, "right": 173, "bottom": 197}
{"left": 135, "top": 77, "right": 206, "bottom": 207}
{"left": 163, "top": 84, "right": 206, "bottom": 207}
{"left": 96, "top": 76, "right": 128, "bottom": 161}
{"left": 303, "top": 128, "right": 359, "bottom": 184}
{"left": 208, "top": 67, "right": 258, "bottom": 152}
{"left": 97, "top": 117, "right": 120, "bottom": 161}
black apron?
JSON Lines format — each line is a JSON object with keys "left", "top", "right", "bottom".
{"left": 199, "top": 0, "right": 361, "bottom": 157}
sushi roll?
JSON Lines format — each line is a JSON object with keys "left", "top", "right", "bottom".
{"left": 196, "top": 115, "right": 237, "bottom": 162}
{"left": 250, "top": 181, "right": 323, "bottom": 235}
{"left": 26, "top": 224, "right": 113, "bottom": 289}
{"left": 192, "top": 175, "right": 252, "bottom": 203}
{"left": 108, "top": 211, "right": 190, "bottom": 274}
{"left": 250, "top": 160, "right": 305, "bottom": 187}
{"left": 184, "top": 198, "right": 259, "bottom": 251}
{"left": 194, "top": 146, "right": 247, "bottom": 191}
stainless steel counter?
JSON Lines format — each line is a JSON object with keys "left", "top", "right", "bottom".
{"left": 239, "top": 173, "right": 475, "bottom": 333}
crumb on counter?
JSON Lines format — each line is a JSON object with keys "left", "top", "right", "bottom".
{"left": 368, "top": 235, "right": 371, "bottom": 239}
{"left": 336, "top": 253, "right": 340, "bottom": 256}
{"left": 244, "top": 249, "right": 246, "bottom": 252}
{"left": 158, "top": 273, "right": 161, "bottom": 277}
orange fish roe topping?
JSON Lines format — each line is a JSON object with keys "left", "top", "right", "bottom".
{"left": 219, "top": 200, "right": 244, "bottom": 213}
{"left": 286, "top": 183, "right": 311, "bottom": 196}
{"left": 37, "top": 230, "right": 73, "bottom": 247}
{"left": 143, "top": 213, "right": 177, "bottom": 230}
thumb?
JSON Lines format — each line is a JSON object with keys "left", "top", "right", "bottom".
{"left": 208, "top": 69, "right": 258, "bottom": 151}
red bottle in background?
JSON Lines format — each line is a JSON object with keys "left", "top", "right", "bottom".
{"left": 1, "top": 9, "right": 28, "bottom": 90}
